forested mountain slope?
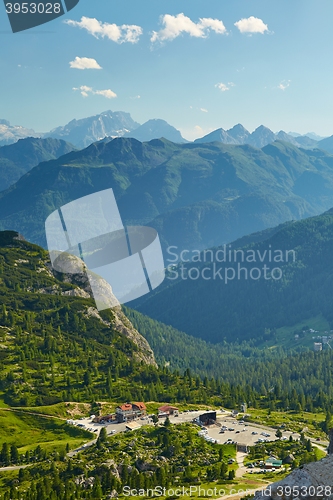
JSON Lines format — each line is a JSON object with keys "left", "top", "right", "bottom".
{"left": 133, "top": 208, "right": 333, "bottom": 343}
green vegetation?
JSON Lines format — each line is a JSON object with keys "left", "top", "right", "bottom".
{"left": 0, "top": 231, "right": 330, "bottom": 498}
{"left": 2, "top": 133, "right": 333, "bottom": 499}
{"left": 0, "top": 234, "right": 228, "bottom": 410}
{"left": 243, "top": 408, "right": 330, "bottom": 440}
{"left": 0, "top": 409, "right": 92, "bottom": 459}
{"left": 246, "top": 434, "right": 324, "bottom": 470}
{"left": 127, "top": 307, "right": 333, "bottom": 416}
{"left": 1, "top": 232, "right": 333, "bottom": 424}
{"left": 0, "top": 422, "right": 240, "bottom": 500}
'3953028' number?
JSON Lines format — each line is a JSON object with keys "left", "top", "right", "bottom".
{"left": 5, "top": 3, "right": 62, "bottom": 14}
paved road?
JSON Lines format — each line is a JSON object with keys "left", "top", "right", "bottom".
{"left": 67, "top": 438, "right": 98, "bottom": 458}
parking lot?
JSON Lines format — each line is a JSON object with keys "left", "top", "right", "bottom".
{"left": 201, "top": 412, "right": 298, "bottom": 446}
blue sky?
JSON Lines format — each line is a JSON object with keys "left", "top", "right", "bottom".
{"left": 1, "top": 0, "right": 333, "bottom": 140}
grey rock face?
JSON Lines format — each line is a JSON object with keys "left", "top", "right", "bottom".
{"left": 253, "top": 455, "right": 333, "bottom": 500}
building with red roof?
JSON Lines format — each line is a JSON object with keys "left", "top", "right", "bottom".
{"left": 158, "top": 405, "right": 179, "bottom": 416}
{"left": 116, "top": 402, "right": 147, "bottom": 422}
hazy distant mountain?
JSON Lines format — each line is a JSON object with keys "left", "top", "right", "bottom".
{"left": 306, "top": 132, "right": 327, "bottom": 141}
{"left": 124, "top": 119, "right": 187, "bottom": 143}
{"left": 318, "top": 135, "right": 333, "bottom": 154}
{"left": 0, "top": 119, "right": 39, "bottom": 146}
{"left": 44, "top": 110, "right": 140, "bottom": 148}
{"left": 194, "top": 128, "right": 238, "bottom": 144}
{"left": 0, "top": 137, "right": 76, "bottom": 192}
{"left": 249, "top": 125, "right": 276, "bottom": 148}
{"left": 289, "top": 131, "right": 327, "bottom": 141}
{"left": 293, "top": 135, "right": 318, "bottom": 148}
{"left": 195, "top": 124, "right": 319, "bottom": 149}
{"left": 276, "top": 130, "right": 298, "bottom": 145}
{"left": 227, "top": 124, "right": 251, "bottom": 143}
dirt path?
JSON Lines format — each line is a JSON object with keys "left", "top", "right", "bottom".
{"left": 1, "top": 407, "right": 66, "bottom": 420}
{"left": 0, "top": 464, "right": 32, "bottom": 472}
{"left": 235, "top": 451, "right": 248, "bottom": 478}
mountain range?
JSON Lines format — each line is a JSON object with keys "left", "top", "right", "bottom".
{"left": 0, "top": 112, "right": 187, "bottom": 149}
{"left": 194, "top": 124, "right": 321, "bottom": 149}
{"left": 2, "top": 111, "right": 333, "bottom": 152}
{"left": 45, "top": 113, "right": 187, "bottom": 147}
{"left": 1, "top": 138, "right": 333, "bottom": 255}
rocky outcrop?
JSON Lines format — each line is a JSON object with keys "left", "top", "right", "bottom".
{"left": 107, "top": 490, "right": 119, "bottom": 499}
{"left": 135, "top": 458, "right": 158, "bottom": 472}
{"left": 46, "top": 255, "right": 157, "bottom": 366}
{"left": 84, "top": 306, "right": 157, "bottom": 367}
{"left": 101, "top": 459, "right": 120, "bottom": 481}
{"left": 74, "top": 476, "right": 95, "bottom": 489}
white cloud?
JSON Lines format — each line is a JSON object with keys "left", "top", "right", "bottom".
{"left": 215, "top": 82, "right": 234, "bottom": 92}
{"left": 95, "top": 89, "right": 117, "bottom": 99}
{"left": 73, "top": 86, "right": 117, "bottom": 99}
{"left": 151, "top": 13, "right": 227, "bottom": 43}
{"left": 200, "top": 108, "right": 208, "bottom": 113}
{"left": 73, "top": 85, "right": 93, "bottom": 97}
{"left": 180, "top": 125, "right": 215, "bottom": 141}
{"left": 234, "top": 16, "right": 269, "bottom": 34}
{"left": 69, "top": 57, "right": 102, "bottom": 70}
{"left": 65, "top": 16, "right": 143, "bottom": 44}
{"left": 130, "top": 95, "right": 141, "bottom": 100}
{"left": 278, "top": 80, "right": 291, "bottom": 91}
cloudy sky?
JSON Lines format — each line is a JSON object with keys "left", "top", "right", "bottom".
{"left": 0, "top": 0, "right": 332, "bottom": 140}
